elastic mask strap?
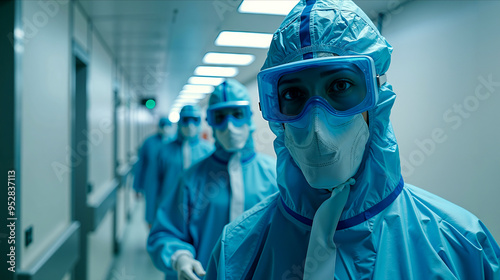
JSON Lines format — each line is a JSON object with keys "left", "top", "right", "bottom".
{"left": 377, "top": 74, "right": 387, "bottom": 87}
{"left": 228, "top": 152, "right": 244, "bottom": 221}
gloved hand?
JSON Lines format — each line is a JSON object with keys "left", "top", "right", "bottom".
{"left": 174, "top": 254, "right": 206, "bottom": 280}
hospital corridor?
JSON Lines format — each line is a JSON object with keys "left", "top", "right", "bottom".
{"left": 1, "top": 0, "right": 500, "bottom": 280}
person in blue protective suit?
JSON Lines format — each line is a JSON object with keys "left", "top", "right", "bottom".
{"left": 147, "top": 79, "right": 278, "bottom": 280}
{"left": 133, "top": 117, "right": 176, "bottom": 195}
{"left": 145, "top": 105, "right": 214, "bottom": 228}
{"left": 205, "top": 1, "right": 500, "bottom": 279}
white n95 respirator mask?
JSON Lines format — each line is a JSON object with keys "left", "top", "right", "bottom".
{"left": 180, "top": 123, "right": 199, "bottom": 139}
{"left": 284, "top": 107, "right": 369, "bottom": 189}
{"left": 215, "top": 123, "right": 250, "bottom": 152}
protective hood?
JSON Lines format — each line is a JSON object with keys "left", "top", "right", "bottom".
{"left": 209, "top": 79, "right": 256, "bottom": 164}
{"left": 264, "top": 0, "right": 401, "bottom": 223}
{"left": 176, "top": 104, "right": 201, "bottom": 144}
{"left": 158, "top": 117, "right": 171, "bottom": 128}
{"left": 158, "top": 116, "right": 177, "bottom": 141}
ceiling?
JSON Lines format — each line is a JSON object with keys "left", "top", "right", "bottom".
{"left": 77, "top": 0, "right": 405, "bottom": 115}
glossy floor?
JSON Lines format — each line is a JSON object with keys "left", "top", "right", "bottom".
{"left": 107, "top": 199, "right": 164, "bottom": 280}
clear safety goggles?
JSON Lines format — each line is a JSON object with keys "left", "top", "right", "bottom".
{"left": 257, "top": 56, "right": 385, "bottom": 123}
{"left": 179, "top": 116, "right": 201, "bottom": 126}
{"left": 206, "top": 101, "right": 251, "bottom": 130}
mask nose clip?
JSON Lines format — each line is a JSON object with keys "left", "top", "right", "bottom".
{"left": 310, "top": 108, "right": 339, "bottom": 156}
{"left": 310, "top": 106, "right": 325, "bottom": 134}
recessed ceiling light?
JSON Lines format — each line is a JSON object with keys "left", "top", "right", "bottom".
{"left": 170, "top": 99, "right": 200, "bottom": 113}
{"left": 202, "top": 52, "right": 255, "bottom": 66}
{"left": 182, "top": 84, "right": 215, "bottom": 93}
{"left": 215, "top": 31, "right": 273, "bottom": 48}
{"left": 188, "top": 76, "right": 225, "bottom": 86}
{"left": 238, "top": 0, "right": 299, "bottom": 16}
{"left": 178, "top": 92, "right": 208, "bottom": 100}
{"left": 173, "top": 98, "right": 198, "bottom": 106}
{"left": 168, "top": 111, "right": 180, "bottom": 123}
{"left": 194, "top": 66, "right": 239, "bottom": 77}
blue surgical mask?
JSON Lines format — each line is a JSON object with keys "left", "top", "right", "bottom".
{"left": 284, "top": 106, "right": 369, "bottom": 189}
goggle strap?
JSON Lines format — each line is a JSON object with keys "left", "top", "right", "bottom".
{"left": 377, "top": 74, "right": 387, "bottom": 87}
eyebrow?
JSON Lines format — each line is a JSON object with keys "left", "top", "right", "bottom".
{"left": 319, "top": 67, "right": 359, "bottom": 78}
{"left": 278, "top": 77, "right": 301, "bottom": 86}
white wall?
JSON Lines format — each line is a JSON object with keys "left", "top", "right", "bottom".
{"left": 384, "top": 1, "right": 500, "bottom": 242}
{"left": 129, "top": 103, "right": 156, "bottom": 157}
{"left": 72, "top": 2, "right": 87, "bottom": 52}
{"left": 118, "top": 71, "right": 129, "bottom": 166}
{"left": 18, "top": 0, "right": 144, "bottom": 277}
{"left": 74, "top": 3, "right": 120, "bottom": 279}
{"left": 20, "top": 0, "right": 71, "bottom": 269}
{"left": 88, "top": 32, "right": 114, "bottom": 193}
{"left": 88, "top": 211, "right": 113, "bottom": 280}
{"left": 85, "top": 19, "right": 115, "bottom": 280}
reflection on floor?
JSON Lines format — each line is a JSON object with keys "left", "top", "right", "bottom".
{"left": 106, "top": 199, "right": 164, "bottom": 280}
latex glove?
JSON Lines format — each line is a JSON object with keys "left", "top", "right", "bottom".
{"left": 174, "top": 254, "right": 206, "bottom": 280}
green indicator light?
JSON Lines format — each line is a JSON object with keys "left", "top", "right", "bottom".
{"left": 146, "top": 99, "right": 156, "bottom": 109}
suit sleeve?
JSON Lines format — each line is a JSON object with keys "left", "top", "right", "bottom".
{"left": 147, "top": 175, "right": 196, "bottom": 272}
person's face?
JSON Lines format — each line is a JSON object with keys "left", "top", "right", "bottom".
{"left": 278, "top": 63, "right": 369, "bottom": 123}
{"left": 179, "top": 116, "right": 201, "bottom": 126}
{"left": 279, "top": 64, "right": 372, "bottom": 189}
{"left": 159, "top": 124, "right": 176, "bottom": 137}
{"left": 213, "top": 107, "right": 247, "bottom": 127}
{"left": 212, "top": 107, "right": 251, "bottom": 152}
{"left": 179, "top": 116, "right": 201, "bottom": 138}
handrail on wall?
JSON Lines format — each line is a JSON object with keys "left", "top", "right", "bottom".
{"left": 87, "top": 179, "right": 119, "bottom": 232}
{"left": 17, "top": 222, "right": 80, "bottom": 280}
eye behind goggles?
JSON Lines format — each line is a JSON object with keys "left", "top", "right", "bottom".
{"left": 257, "top": 55, "right": 385, "bottom": 123}
{"left": 207, "top": 101, "right": 251, "bottom": 129}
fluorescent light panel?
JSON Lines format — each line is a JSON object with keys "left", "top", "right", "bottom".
{"left": 202, "top": 52, "right": 255, "bottom": 66}
{"left": 188, "top": 76, "right": 225, "bottom": 86}
{"left": 182, "top": 84, "right": 214, "bottom": 93}
{"left": 168, "top": 112, "right": 180, "bottom": 123}
{"left": 215, "top": 31, "right": 272, "bottom": 49}
{"left": 194, "top": 66, "right": 239, "bottom": 77}
{"left": 172, "top": 98, "right": 197, "bottom": 106}
{"left": 178, "top": 93, "right": 207, "bottom": 100}
{"left": 238, "top": 0, "right": 299, "bottom": 16}
{"left": 171, "top": 100, "right": 198, "bottom": 111}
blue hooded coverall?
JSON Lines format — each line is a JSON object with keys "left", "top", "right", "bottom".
{"left": 147, "top": 79, "right": 278, "bottom": 279}
{"left": 205, "top": 0, "right": 500, "bottom": 279}
{"left": 133, "top": 118, "right": 174, "bottom": 194}
{"left": 145, "top": 106, "right": 214, "bottom": 225}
